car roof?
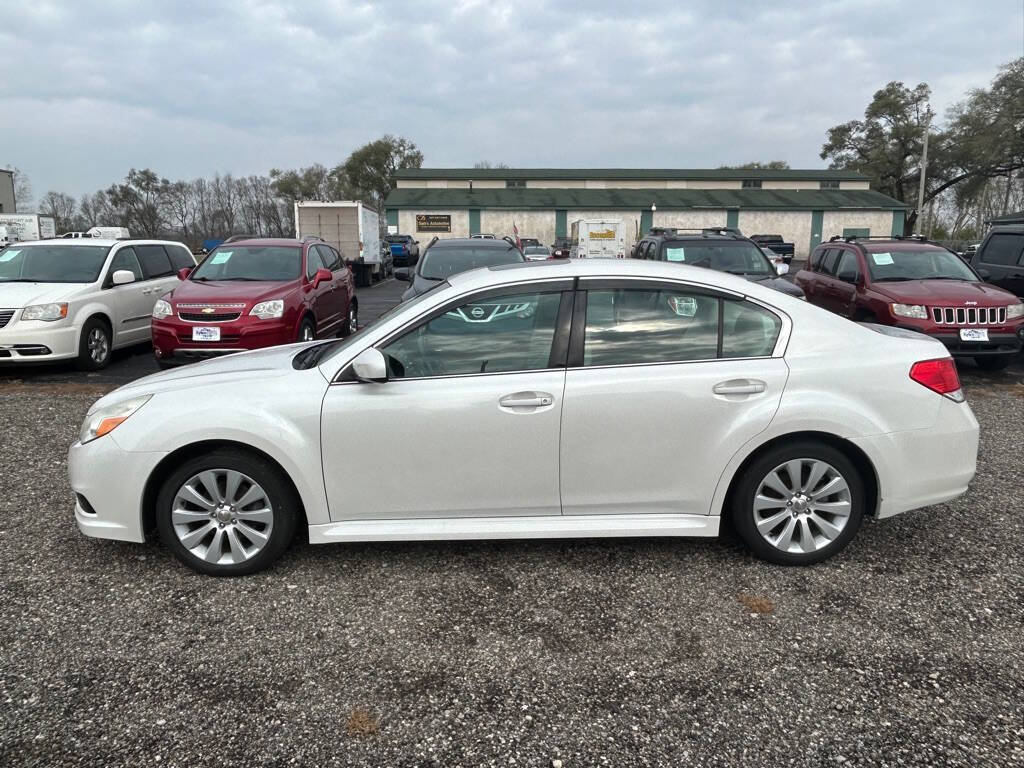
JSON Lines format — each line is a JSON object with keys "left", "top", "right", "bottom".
{"left": 11, "top": 238, "right": 183, "bottom": 248}
{"left": 427, "top": 238, "right": 519, "bottom": 249}
{"left": 213, "top": 238, "right": 303, "bottom": 248}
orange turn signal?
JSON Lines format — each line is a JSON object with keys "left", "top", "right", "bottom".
{"left": 95, "top": 416, "right": 127, "bottom": 437}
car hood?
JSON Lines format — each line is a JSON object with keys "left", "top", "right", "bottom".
{"left": 744, "top": 274, "right": 805, "bottom": 298}
{"left": 869, "top": 279, "right": 1016, "bottom": 305}
{"left": 0, "top": 281, "right": 85, "bottom": 307}
{"left": 92, "top": 343, "right": 316, "bottom": 410}
{"left": 166, "top": 279, "right": 298, "bottom": 304}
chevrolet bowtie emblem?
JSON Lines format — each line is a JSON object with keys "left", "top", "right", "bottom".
{"left": 202, "top": 307, "right": 216, "bottom": 314}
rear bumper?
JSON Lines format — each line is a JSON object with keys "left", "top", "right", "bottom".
{"left": 850, "top": 398, "right": 979, "bottom": 519}
{"left": 0, "top": 323, "right": 79, "bottom": 362}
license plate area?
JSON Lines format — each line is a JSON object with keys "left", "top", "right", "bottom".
{"left": 959, "top": 328, "right": 988, "bottom": 342}
{"left": 192, "top": 327, "right": 221, "bottom": 342}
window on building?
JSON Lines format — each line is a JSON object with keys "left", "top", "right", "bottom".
{"left": 742, "top": 180, "right": 762, "bottom": 189}
{"left": 820, "top": 180, "right": 840, "bottom": 190}
{"left": 505, "top": 179, "right": 526, "bottom": 188}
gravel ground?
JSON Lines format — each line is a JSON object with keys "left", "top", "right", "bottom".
{"left": 1, "top": 368, "right": 1023, "bottom": 767}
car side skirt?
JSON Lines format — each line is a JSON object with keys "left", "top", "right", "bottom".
{"left": 308, "top": 513, "right": 720, "bottom": 544}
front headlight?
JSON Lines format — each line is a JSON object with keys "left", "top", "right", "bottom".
{"left": 891, "top": 303, "right": 929, "bottom": 319}
{"left": 1007, "top": 302, "right": 1024, "bottom": 319}
{"left": 152, "top": 299, "right": 173, "bottom": 319}
{"left": 22, "top": 302, "right": 68, "bottom": 322}
{"left": 249, "top": 299, "right": 284, "bottom": 320}
{"left": 79, "top": 395, "right": 152, "bottom": 444}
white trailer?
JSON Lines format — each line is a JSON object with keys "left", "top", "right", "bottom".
{"left": 0, "top": 214, "right": 57, "bottom": 243}
{"left": 294, "top": 201, "right": 386, "bottom": 287}
{"left": 570, "top": 218, "right": 625, "bottom": 259}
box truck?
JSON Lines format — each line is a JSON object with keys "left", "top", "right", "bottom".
{"left": 570, "top": 218, "right": 625, "bottom": 259}
{"left": 294, "top": 201, "right": 387, "bottom": 287}
{"left": 0, "top": 214, "right": 57, "bottom": 243}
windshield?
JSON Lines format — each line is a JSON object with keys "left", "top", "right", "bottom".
{"left": 866, "top": 248, "right": 978, "bottom": 282}
{"left": 297, "top": 283, "right": 447, "bottom": 369}
{"left": 659, "top": 241, "right": 773, "bottom": 276}
{"left": 418, "top": 246, "right": 524, "bottom": 280}
{"left": 191, "top": 246, "right": 301, "bottom": 281}
{"left": 0, "top": 244, "right": 110, "bottom": 283}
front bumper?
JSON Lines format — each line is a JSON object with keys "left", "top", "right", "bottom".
{"left": 69, "top": 434, "right": 168, "bottom": 543}
{"left": 152, "top": 316, "right": 295, "bottom": 364}
{"left": 0, "top": 322, "right": 79, "bottom": 362}
{"left": 890, "top": 323, "right": 1023, "bottom": 357}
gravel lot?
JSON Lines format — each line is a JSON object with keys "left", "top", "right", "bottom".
{"left": 1, "top": 281, "right": 1023, "bottom": 766}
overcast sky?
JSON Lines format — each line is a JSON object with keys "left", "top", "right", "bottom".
{"left": 2, "top": 0, "right": 1022, "bottom": 201}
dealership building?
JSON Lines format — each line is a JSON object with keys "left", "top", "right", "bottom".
{"left": 384, "top": 168, "right": 908, "bottom": 258}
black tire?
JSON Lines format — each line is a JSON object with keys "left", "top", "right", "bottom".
{"left": 155, "top": 449, "right": 299, "bottom": 576}
{"left": 297, "top": 317, "right": 316, "bottom": 343}
{"left": 730, "top": 440, "right": 865, "bottom": 566}
{"left": 974, "top": 355, "right": 1012, "bottom": 371}
{"left": 341, "top": 301, "right": 358, "bottom": 337}
{"left": 76, "top": 317, "right": 112, "bottom": 370}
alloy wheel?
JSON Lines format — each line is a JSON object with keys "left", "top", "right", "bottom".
{"left": 752, "top": 458, "right": 852, "bottom": 554}
{"left": 88, "top": 328, "right": 109, "bottom": 364}
{"left": 348, "top": 306, "right": 358, "bottom": 334}
{"left": 171, "top": 469, "right": 274, "bottom": 565}
{"left": 301, "top": 324, "right": 315, "bottom": 341}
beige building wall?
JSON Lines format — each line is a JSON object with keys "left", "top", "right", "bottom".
{"left": 398, "top": 209, "right": 470, "bottom": 239}
{"left": 821, "top": 210, "right": 894, "bottom": 241}
{"left": 471, "top": 180, "right": 506, "bottom": 189}
{"left": 762, "top": 180, "right": 822, "bottom": 190}
{"left": 652, "top": 210, "right": 729, "bottom": 230}
{"left": 738, "top": 211, "right": 814, "bottom": 258}
{"left": 480, "top": 211, "right": 556, "bottom": 244}
{"left": 395, "top": 179, "right": 427, "bottom": 188}
{"left": 839, "top": 181, "right": 871, "bottom": 190}
{"left": 526, "top": 179, "right": 586, "bottom": 188}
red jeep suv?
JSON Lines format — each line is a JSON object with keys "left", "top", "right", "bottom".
{"left": 151, "top": 238, "right": 356, "bottom": 366}
{"left": 794, "top": 236, "right": 1024, "bottom": 370}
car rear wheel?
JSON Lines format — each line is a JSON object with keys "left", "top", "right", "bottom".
{"left": 341, "top": 302, "right": 358, "bottom": 337}
{"left": 974, "top": 355, "right": 1012, "bottom": 371}
{"left": 298, "top": 317, "right": 316, "bottom": 343}
{"left": 76, "top": 318, "right": 112, "bottom": 370}
{"left": 155, "top": 449, "right": 298, "bottom": 576}
{"left": 731, "top": 441, "right": 864, "bottom": 565}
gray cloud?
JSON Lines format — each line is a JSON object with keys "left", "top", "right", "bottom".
{"left": 2, "top": 0, "right": 1021, "bottom": 199}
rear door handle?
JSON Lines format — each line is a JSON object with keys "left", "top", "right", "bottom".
{"left": 713, "top": 379, "right": 766, "bottom": 396}
{"left": 499, "top": 391, "right": 554, "bottom": 409}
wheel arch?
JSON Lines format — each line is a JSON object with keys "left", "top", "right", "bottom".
{"left": 141, "top": 439, "right": 309, "bottom": 542}
{"left": 719, "top": 430, "right": 880, "bottom": 522}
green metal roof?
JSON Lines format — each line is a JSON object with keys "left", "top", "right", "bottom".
{"left": 385, "top": 188, "right": 908, "bottom": 211}
{"left": 393, "top": 167, "right": 868, "bottom": 181}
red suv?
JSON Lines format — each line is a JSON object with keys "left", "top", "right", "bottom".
{"left": 151, "top": 238, "right": 356, "bottom": 366}
{"left": 794, "top": 236, "right": 1024, "bottom": 370}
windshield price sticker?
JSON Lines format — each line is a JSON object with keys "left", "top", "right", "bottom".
{"left": 665, "top": 247, "right": 686, "bottom": 262}
{"left": 872, "top": 252, "right": 894, "bottom": 265}
{"left": 0, "top": 249, "right": 20, "bottom": 262}
{"left": 210, "top": 251, "right": 233, "bottom": 265}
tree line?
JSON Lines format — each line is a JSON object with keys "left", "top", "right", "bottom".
{"left": 12, "top": 56, "right": 1023, "bottom": 246}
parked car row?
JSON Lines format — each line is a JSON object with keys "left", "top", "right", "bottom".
{"left": 0, "top": 236, "right": 359, "bottom": 370}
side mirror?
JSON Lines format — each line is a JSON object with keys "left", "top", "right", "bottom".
{"left": 775, "top": 262, "right": 790, "bottom": 276}
{"left": 177, "top": 267, "right": 192, "bottom": 281}
{"left": 977, "top": 268, "right": 991, "bottom": 280}
{"left": 111, "top": 269, "right": 136, "bottom": 286}
{"left": 351, "top": 347, "right": 387, "bottom": 383}
{"left": 837, "top": 270, "right": 858, "bottom": 284}
{"left": 394, "top": 267, "right": 411, "bottom": 282}
{"left": 312, "top": 267, "right": 332, "bottom": 288}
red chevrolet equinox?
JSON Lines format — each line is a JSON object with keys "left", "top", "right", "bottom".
{"left": 151, "top": 238, "right": 357, "bottom": 367}
{"left": 794, "top": 236, "right": 1024, "bottom": 370}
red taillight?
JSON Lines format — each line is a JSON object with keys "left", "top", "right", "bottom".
{"left": 909, "top": 358, "right": 962, "bottom": 399}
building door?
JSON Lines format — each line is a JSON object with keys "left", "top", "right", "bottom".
{"left": 842, "top": 228, "right": 870, "bottom": 239}
{"left": 469, "top": 209, "right": 481, "bottom": 236}
{"left": 640, "top": 209, "right": 653, "bottom": 237}
{"left": 809, "top": 210, "right": 824, "bottom": 254}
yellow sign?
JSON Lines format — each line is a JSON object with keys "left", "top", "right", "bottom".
{"left": 591, "top": 229, "right": 616, "bottom": 239}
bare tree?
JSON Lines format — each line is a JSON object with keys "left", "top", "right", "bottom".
{"left": 38, "top": 191, "right": 78, "bottom": 233}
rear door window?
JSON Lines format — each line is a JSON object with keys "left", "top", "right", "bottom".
{"left": 136, "top": 244, "right": 174, "bottom": 279}
{"left": 980, "top": 233, "right": 1024, "bottom": 266}
{"left": 818, "top": 248, "right": 841, "bottom": 276}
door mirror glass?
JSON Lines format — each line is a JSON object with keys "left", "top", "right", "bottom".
{"left": 836, "top": 269, "right": 858, "bottom": 283}
{"left": 351, "top": 347, "right": 388, "bottom": 383}
{"left": 177, "top": 266, "right": 192, "bottom": 281}
{"left": 111, "top": 269, "right": 136, "bottom": 286}
{"left": 775, "top": 262, "right": 790, "bottom": 276}
{"left": 394, "top": 267, "right": 411, "bottom": 282}
{"left": 313, "top": 267, "right": 332, "bottom": 288}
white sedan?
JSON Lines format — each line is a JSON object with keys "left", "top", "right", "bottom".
{"left": 69, "top": 259, "right": 979, "bottom": 576}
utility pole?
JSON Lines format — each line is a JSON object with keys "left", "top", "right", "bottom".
{"left": 914, "top": 108, "right": 932, "bottom": 236}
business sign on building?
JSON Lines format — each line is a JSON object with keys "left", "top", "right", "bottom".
{"left": 416, "top": 214, "right": 451, "bottom": 232}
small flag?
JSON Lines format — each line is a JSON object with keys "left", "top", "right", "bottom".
{"left": 513, "top": 221, "right": 521, "bottom": 251}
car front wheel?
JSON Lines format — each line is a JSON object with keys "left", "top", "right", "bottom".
{"left": 155, "top": 449, "right": 299, "bottom": 576}
{"left": 77, "top": 318, "right": 112, "bottom": 370}
{"left": 731, "top": 441, "right": 864, "bottom": 565}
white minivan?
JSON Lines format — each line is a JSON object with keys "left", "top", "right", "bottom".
{"left": 0, "top": 239, "right": 195, "bottom": 369}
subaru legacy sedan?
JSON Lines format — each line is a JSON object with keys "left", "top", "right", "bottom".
{"left": 70, "top": 259, "right": 978, "bottom": 576}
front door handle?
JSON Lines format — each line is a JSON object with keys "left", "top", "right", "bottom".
{"left": 713, "top": 379, "right": 767, "bottom": 396}
{"left": 499, "top": 391, "right": 554, "bottom": 409}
